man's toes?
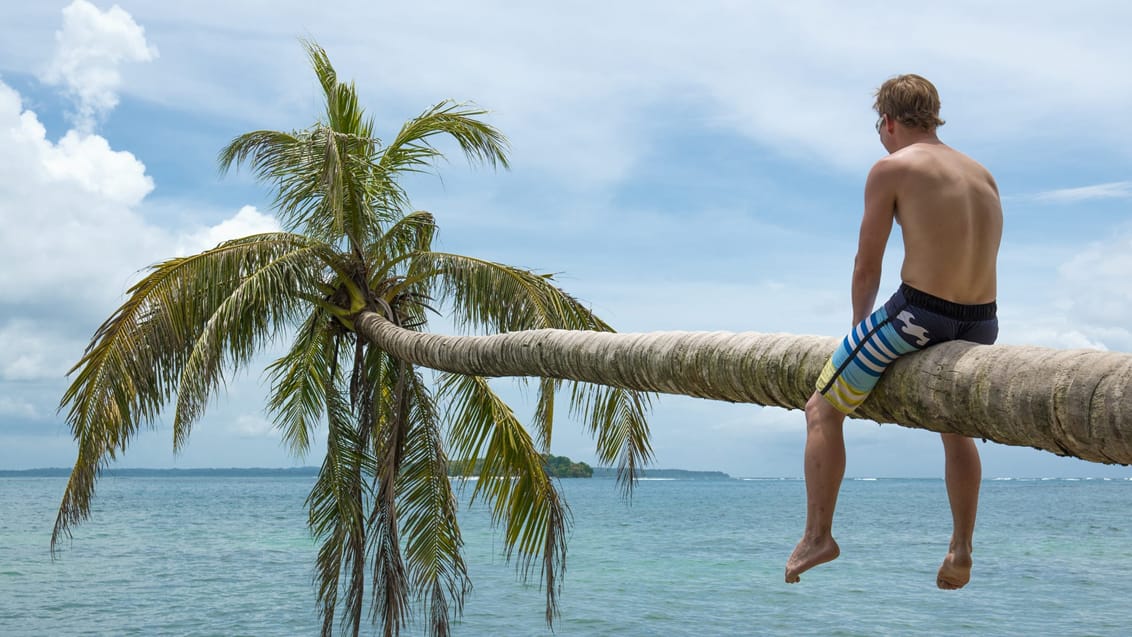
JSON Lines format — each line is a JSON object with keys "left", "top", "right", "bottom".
{"left": 937, "top": 577, "right": 961, "bottom": 590}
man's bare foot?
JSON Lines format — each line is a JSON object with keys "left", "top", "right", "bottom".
{"left": 936, "top": 547, "right": 973, "bottom": 589}
{"left": 784, "top": 535, "right": 840, "bottom": 583}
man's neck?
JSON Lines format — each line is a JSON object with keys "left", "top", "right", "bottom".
{"left": 891, "top": 129, "right": 942, "bottom": 152}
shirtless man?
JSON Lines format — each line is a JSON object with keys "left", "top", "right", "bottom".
{"left": 784, "top": 74, "right": 1003, "bottom": 589}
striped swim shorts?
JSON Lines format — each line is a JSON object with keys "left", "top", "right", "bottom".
{"left": 816, "top": 283, "right": 998, "bottom": 414}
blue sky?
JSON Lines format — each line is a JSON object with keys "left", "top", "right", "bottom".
{"left": 1, "top": 0, "right": 1130, "bottom": 478}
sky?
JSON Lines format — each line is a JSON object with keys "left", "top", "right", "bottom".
{"left": 1, "top": 0, "right": 1130, "bottom": 478}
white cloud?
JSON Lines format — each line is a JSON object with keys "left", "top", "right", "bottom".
{"left": 44, "top": 130, "right": 155, "bottom": 204}
{"left": 0, "top": 396, "right": 41, "bottom": 420}
{"left": 0, "top": 320, "right": 83, "bottom": 382}
{"left": 997, "top": 225, "right": 1132, "bottom": 353}
{"left": 1051, "top": 229, "right": 1132, "bottom": 352}
{"left": 0, "top": 1, "right": 280, "bottom": 464}
{"left": 1032, "top": 181, "right": 1132, "bottom": 203}
{"left": 41, "top": 0, "right": 158, "bottom": 132}
{"left": 0, "top": 72, "right": 278, "bottom": 413}
{"left": 231, "top": 414, "right": 279, "bottom": 439}
{"left": 178, "top": 205, "right": 281, "bottom": 255}
{"left": 0, "top": 1, "right": 1129, "bottom": 193}
{"left": 21, "top": 0, "right": 1120, "bottom": 183}
{"left": 0, "top": 79, "right": 161, "bottom": 311}
{"left": 1000, "top": 325, "right": 1109, "bottom": 351}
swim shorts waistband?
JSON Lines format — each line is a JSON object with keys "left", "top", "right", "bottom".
{"left": 898, "top": 283, "right": 997, "bottom": 322}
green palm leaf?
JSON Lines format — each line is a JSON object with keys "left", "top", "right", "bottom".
{"left": 532, "top": 377, "right": 559, "bottom": 453}
{"left": 398, "top": 370, "right": 468, "bottom": 637}
{"left": 308, "top": 366, "right": 374, "bottom": 637}
{"left": 367, "top": 350, "right": 412, "bottom": 636}
{"left": 421, "top": 252, "right": 655, "bottom": 489}
{"left": 440, "top": 372, "right": 569, "bottom": 626}
{"left": 378, "top": 100, "right": 509, "bottom": 176}
{"left": 367, "top": 211, "right": 438, "bottom": 285}
{"left": 418, "top": 252, "right": 611, "bottom": 333}
{"left": 570, "top": 383, "right": 654, "bottom": 494}
{"left": 54, "top": 232, "right": 327, "bottom": 550}
{"left": 265, "top": 310, "right": 341, "bottom": 457}
{"left": 172, "top": 234, "right": 337, "bottom": 448}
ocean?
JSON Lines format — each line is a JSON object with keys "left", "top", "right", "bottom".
{"left": 2, "top": 473, "right": 1130, "bottom": 636}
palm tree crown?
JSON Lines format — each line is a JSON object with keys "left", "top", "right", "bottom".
{"left": 55, "top": 41, "right": 653, "bottom": 637}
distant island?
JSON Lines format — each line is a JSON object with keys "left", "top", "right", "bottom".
{"left": 590, "top": 467, "right": 732, "bottom": 480}
{"left": 447, "top": 455, "right": 731, "bottom": 479}
{"left": 1, "top": 461, "right": 731, "bottom": 480}
{"left": 449, "top": 454, "right": 594, "bottom": 478}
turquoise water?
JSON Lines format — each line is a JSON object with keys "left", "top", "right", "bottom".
{"left": 2, "top": 475, "right": 1131, "bottom": 636}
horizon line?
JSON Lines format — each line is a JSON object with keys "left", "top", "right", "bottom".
{"left": 1, "top": 467, "right": 1128, "bottom": 480}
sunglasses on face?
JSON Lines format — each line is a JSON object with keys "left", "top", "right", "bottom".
{"left": 875, "top": 114, "right": 886, "bottom": 134}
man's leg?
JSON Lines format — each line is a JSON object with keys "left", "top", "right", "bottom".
{"left": 785, "top": 392, "right": 847, "bottom": 583}
{"left": 937, "top": 432, "right": 981, "bottom": 589}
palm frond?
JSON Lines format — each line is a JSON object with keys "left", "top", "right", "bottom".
{"left": 440, "top": 373, "right": 569, "bottom": 626}
{"left": 308, "top": 369, "right": 375, "bottom": 637}
{"left": 532, "top": 378, "right": 560, "bottom": 454}
{"left": 303, "top": 39, "right": 372, "bottom": 140}
{"left": 397, "top": 366, "right": 468, "bottom": 637}
{"left": 378, "top": 101, "right": 509, "bottom": 177}
{"left": 368, "top": 352, "right": 411, "bottom": 636}
{"left": 218, "top": 128, "right": 327, "bottom": 234}
{"left": 219, "top": 44, "right": 383, "bottom": 250}
{"left": 219, "top": 126, "right": 382, "bottom": 247}
{"left": 53, "top": 232, "right": 325, "bottom": 551}
{"left": 172, "top": 235, "right": 337, "bottom": 449}
{"left": 366, "top": 211, "right": 437, "bottom": 284}
{"left": 422, "top": 252, "right": 655, "bottom": 491}
{"left": 369, "top": 102, "right": 509, "bottom": 229}
{"left": 569, "top": 383, "right": 654, "bottom": 495}
{"left": 303, "top": 38, "right": 337, "bottom": 101}
{"left": 265, "top": 310, "right": 341, "bottom": 457}
{"left": 416, "top": 252, "right": 611, "bottom": 334}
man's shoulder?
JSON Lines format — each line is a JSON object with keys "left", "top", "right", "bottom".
{"left": 866, "top": 152, "right": 911, "bottom": 184}
{"left": 873, "top": 143, "right": 988, "bottom": 180}
{"left": 883, "top": 143, "right": 943, "bottom": 165}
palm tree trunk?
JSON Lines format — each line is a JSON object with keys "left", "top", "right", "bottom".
{"left": 355, "top": 311, "right": 1132, "bottom": 466}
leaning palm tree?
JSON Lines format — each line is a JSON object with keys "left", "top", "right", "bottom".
{"left": 355, "top": 321, "right": 1132, "bottom": 465}
{"left": 55, "top": 41, "right": 651, "bottom": 637}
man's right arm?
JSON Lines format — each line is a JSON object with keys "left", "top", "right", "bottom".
{"left": 851, "top": 159, "right": 898, "bottom": 324}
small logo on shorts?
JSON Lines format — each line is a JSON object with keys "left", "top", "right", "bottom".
{"left": 896, "top": 310, "right": 930, "bottom": 346}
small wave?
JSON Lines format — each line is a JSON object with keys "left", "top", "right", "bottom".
{"left": 638, "top": 477, "right": 676, "bottom": 481}
{"left": 854, "top": 477, "right": 878, "bottom": 481}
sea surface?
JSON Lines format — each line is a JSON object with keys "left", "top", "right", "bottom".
{"left": 2, "top": 473, "right": 1131, "bottom": 636}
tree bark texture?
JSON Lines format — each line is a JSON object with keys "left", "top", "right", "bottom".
{"left": 355, "top": 311, "right": 1132, "bottom": 465}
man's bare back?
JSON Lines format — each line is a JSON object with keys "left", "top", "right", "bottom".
{"left": 884, "top": 142, "right": 1002, "bottom": 304}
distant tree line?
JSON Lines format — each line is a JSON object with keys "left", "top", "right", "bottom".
{"left": 543, "top": 454, "right": 594, "bottom": 478}
{"left": 449, "top": 454, "right": 593, "bottom": 478}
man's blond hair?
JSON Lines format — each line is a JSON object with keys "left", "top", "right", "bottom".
{"left": 874, "top": 74, "right": 945, "bottom": 131}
